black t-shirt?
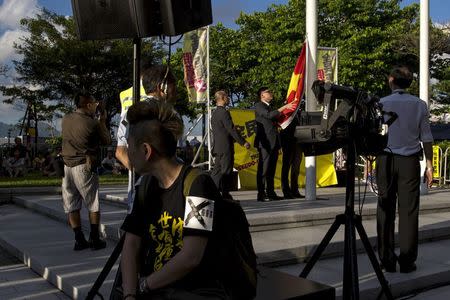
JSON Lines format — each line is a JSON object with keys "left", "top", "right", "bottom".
{"left": 121, "top": 165, "right": 222, "bottom": 289}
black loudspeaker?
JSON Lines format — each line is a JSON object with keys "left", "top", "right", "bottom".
{"left": 159, "top": 0, "right": 213, "bottom": 36}
{"left": 71, "top": 0, "right": 212, "bottom": 40}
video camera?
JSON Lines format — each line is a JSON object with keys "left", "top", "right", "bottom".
{"left": 294, "top": 80, "right": 397, "bottom": 156}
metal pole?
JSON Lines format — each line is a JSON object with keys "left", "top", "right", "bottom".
{"left": 305, "top": 0, "right": 318, "bottom": 200}
{"left": 420, "top": 0, "right": 429, "bottom": 195}
{"left": 132, "top": 38, "right": 141, "bottom": 105}
{"left": 130, "top": 37, "right": 141, "bottom": 194}
{"left": 206, "top": 26, "right": 212, "bottom": 170}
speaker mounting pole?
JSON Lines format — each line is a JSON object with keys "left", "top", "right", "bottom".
{"left": 132, "top": 37, "right": 141, "bottom": 105}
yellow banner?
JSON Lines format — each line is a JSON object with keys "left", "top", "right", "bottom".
{"left": 230, "top": 109, "right": 337, "bottom": 190}
{"left": 317, "top": 47, "right": 338, "bottom": 82}
{"left": 432, "top": 145, "right": 440, "bottom": 178}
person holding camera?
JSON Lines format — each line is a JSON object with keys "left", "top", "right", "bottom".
{"left": 211, "top": 90, "right": 250, "bottom": 200}
{"left": 61, "top": 92, "right": 111, "bottom": 251}
{"left": 254, "top": 87, "right": 295, "bottom": 202}
{"left": 120, "top": 100, "right": 230, "bottom": 300}
{"left": 376, "top": 65, "right": 433, "bottom": 273}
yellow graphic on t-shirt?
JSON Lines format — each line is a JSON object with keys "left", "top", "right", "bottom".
{"left": 149, "top": 212, "right": 184, "bottom": 272}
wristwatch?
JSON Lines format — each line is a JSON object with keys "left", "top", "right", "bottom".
{"left": 138, "top": 277, "right": 150, "bottom": 294}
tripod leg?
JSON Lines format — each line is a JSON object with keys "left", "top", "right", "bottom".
{"left": 355, "top": 217, "right": 394, "bottom": 300}
{"left": 299, "top": 215, "right": 344, "bottom": 278}
{"left": 343, "top": 214, "right": 360, "bottom": 300}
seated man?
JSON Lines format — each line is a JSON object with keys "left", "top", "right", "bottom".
{"left": 42, "top": 152, "right": 56, "bottom": 176}
{"left": 5, "top": 149, "right": 26, "bottom": 177}
{"left": 120, "top": 100, "right": 230, "bottom": 299}
{"left": 100, "top": 150, "right": 116, "bottom": 175}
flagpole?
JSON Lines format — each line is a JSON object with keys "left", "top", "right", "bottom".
{"left": 305, "top": 0, "right": 318, "bottom": 201}
{"left": 206, "top": 25, "right": 212, "bottom": 170}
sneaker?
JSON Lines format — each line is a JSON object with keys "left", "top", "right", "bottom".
{"left": 89, "top": 238, "right": 107, "bottom": 250}
{"left": 74, "top": 239, "right": 90, "bottom": 251}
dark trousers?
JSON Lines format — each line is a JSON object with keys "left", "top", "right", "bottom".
{"left": 281, "top": 142, "right": 303, "bottom": 193}
{"left": 211, "top": 152, "right": 234, "bottom": 197}
{"left": 376, "top": 153, "right": 420, "bottom": 267}
{"left": 257, "top": 147, "right": 279, "bottom": 194}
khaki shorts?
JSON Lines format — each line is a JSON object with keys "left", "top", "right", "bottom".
{"left": 62, "top": 163, "right": 100, "bottom": 213}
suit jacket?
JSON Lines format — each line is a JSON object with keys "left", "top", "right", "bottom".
{"left": 254, "top": 101, "right": 281, "bottom": 150}
{"left": 211, "top": 106, "right": 246, "bottom": 154}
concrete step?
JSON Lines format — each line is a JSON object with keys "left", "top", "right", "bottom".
{"left": 4, "top": 188, "right": 450, "bottom": 300}
{"left": 275, "top": 238, "right": 450, "bottom": 300}
{"left": 6, "top": 185, "right": 450, "bottom": 232}
{"left": 11, "top": 190, "right": 450, "bottom": 267}
{"left": 0, "top": 204, "right": 117, "bottom": 300}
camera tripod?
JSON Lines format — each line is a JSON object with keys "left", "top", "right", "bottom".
{"left": 299, "top": 142, "right": 394, "bottom": 300}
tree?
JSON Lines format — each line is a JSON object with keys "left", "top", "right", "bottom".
{"left": 206, "top": 0, "right": 427, "bottom": 108}
{"left": 1, "top": 9, "right": 165, "bottom": 133}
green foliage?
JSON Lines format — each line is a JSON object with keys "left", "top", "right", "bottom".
{"left": 1, "top": 9, "right": 165, "bottom": 131}
{"left": 435, "top": 140, "right": 450, "bottom": 152}
{"left": 207, "top": 0, "right": 449, "bottom": 109}
{"left": 45, "top": 136, "right": 62, "bottom": 148}
{"left": 0, "top": 172, "right": 128, "bottom": 187}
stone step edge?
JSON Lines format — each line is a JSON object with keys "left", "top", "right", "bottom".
{"left": 352, "top": 269, "right": 450, "bottom": 300}
{"left": 12, "top": 196, "right": 450, "bottom": 268}
{"left": 0, "top": 215, "right": 116, "bottom": 300}
{"left": 259, "top": 224, "right": 450, "bottom": 267}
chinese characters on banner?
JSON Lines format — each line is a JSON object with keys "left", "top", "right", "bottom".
{"left": 182, "top": 27, "right": 208, "bottom": 103}
{"left": 317, "top": 47, "right": 338, "bottom": 83}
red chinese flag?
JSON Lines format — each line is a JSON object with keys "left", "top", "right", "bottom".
{"left": 277, "top": 42, "right": 307, "bottom": 129}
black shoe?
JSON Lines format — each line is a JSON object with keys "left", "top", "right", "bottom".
{"left": 74, "top": 239, "right": 90, "bottom": 251}
{"left": 89, "top": 238, "right": 107, "bottom": 250}
{"left": 400, "top": 263, "right": 416, "bottom": 273}
{"left": 267, "top": 192, "right": 283, "bottom": 201}
{"left": 291, "top": 191, "right": 305, "bottom": 198}
{"left": 257, "top": 196, "right": 270, "bottom": 202}
{"left": 380, "top": 262, "right": 396, "bottom": 273}
{"left": 282, "top": 190, "right": 295, "bottom": 199}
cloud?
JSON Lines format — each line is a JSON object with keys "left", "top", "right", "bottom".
{"left": 0, "top": 29, "right": 28, "bottom": 62}
{"left": 0, "top": 100, "right": 25, "bottom": 125}
{"left": 0, "top": 0, "right": 39, "bottom": 29}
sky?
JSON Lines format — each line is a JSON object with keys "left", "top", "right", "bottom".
{"left": 0, "top": 0, "right": 449, "bottom": 127}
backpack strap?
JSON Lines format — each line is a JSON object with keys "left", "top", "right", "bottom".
{"left": 183, "top": 167, "right": 202, "bottom": 197}
{"left": 137, "top": 175, "right": 152, "bottom": 207}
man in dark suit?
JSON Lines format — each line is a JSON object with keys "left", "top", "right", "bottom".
{"left": 280, "top": 110, "right": 304, "bottom": 199}
{"left": 255, "top": 87, "right": 295, "bottom": 202}
{"left": 211, "top": 91, "right": 250, "bottom": 200}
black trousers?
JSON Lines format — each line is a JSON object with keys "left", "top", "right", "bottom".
{"left": 376, "top": 153, "right": 420, "bottom": 267}
{"left": 256, "top": 147, "right": 279, "bottom": 194}
{"left": 281, "top": 142, "right": 303, "bottom": 193}
{"left": 211, "top": 152, "right": 234, "bottom": 197}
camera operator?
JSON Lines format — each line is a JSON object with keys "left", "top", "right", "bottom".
{"left": 376, "top": 65, "right": 433, "bottom": 273}
{"left": 61, "top": 92, "right": 111, "bottom": 251}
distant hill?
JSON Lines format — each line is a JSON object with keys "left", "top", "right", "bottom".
{"left": 0, "top": 122, "right": 59, "bottom": 138}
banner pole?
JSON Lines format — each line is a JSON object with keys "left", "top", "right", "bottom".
{"left": 305, "top": 0, "right": 318, "bottom": 201}
{"left": 206, "top": 26, "right": 212, "bottom": 170}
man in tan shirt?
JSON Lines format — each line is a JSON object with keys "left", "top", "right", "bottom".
{"left": 61, "top": 92, "right": 111, "bottom": 251}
